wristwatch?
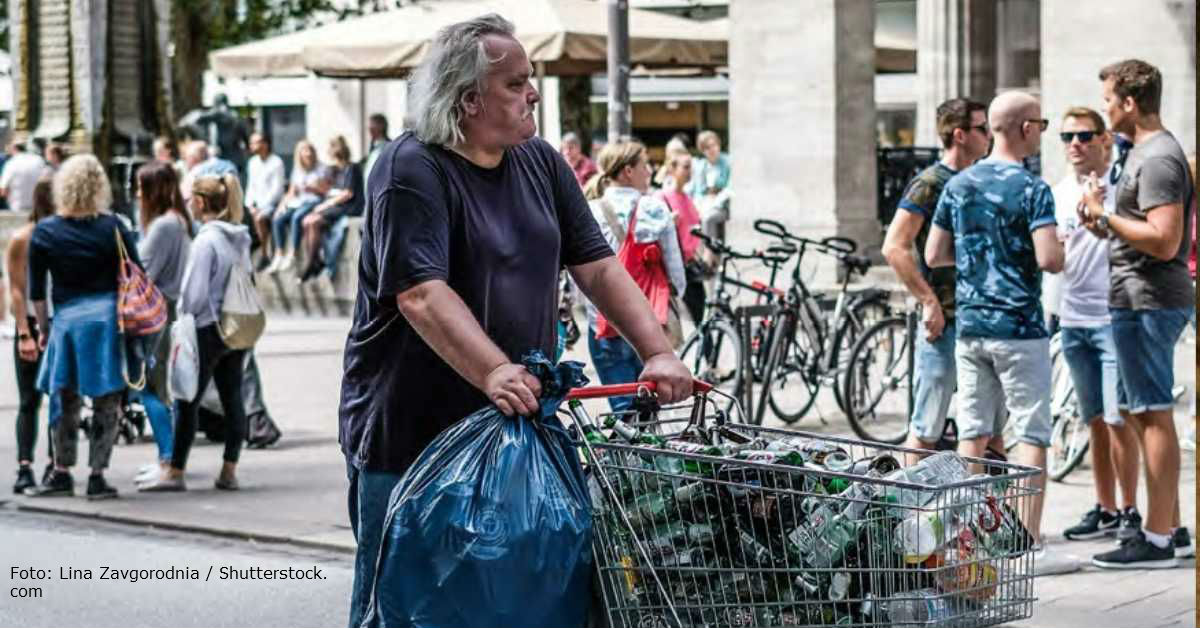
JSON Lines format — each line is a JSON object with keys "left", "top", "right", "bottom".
{"left": 1096, "top": 205, "right": 1115, "bottom": 233}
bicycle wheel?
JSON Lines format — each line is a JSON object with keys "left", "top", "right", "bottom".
{"left": 765, "top": 311, "right": 820, "bottom": 424}
{"left": 1048, "top": 407, "right": 1090, "bottom": 482}
{"left": 679, "top": 319, "right": 744, "bottom": 418}
{"left": 830, "top": 295, "right": 894, "bottom": 412}
{"left": 843, "top": 316, "right": 913, "bottom": 444}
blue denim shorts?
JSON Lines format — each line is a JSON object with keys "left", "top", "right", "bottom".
{"left": 956, "top": 336, "right": 1053, "bottom": 447}
{"left": 908, "top": 321, "right": 957, "bottom": 443}
{"left": 1111, "top": 308, "right": 1190, "bottom": 414}
{"left": 1060, "top": 325, "right": 1123, "bottom": 426}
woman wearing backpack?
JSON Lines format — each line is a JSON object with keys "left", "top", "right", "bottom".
{"left": 140, "top": 173, "right": 253, "bottom": 492}
{"left": 131, "top": 162, "right": 192, "bottom": 484}
{"left": 581, "top": 140, "right": 686, "bottom": 412}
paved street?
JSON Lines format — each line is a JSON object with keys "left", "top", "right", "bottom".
{"left": 0, "top": 313, "right": 1194, "bottom": 627}
{"left": 0, "top": 509, "right": 352, "bottom": 627}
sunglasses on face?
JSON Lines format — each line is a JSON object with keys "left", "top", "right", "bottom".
{"left": 1025, "top": 118, "right": 1049, "bottom": 132}
{"left": 963, "top": 124, "right": 990, "bottom": 136}
{"left": 1060, "top": 131, "right": 1097, "bottom": 143}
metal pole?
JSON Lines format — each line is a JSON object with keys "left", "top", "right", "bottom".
{"left": 535, "top": 61, "right": 546, "bottom": 138}
{"left": 606, "top": 0, "right": 630, "bottom": 142}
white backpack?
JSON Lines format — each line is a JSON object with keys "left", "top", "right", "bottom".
{"left": 218, "top": 257, "right": 266, "bottom": 350}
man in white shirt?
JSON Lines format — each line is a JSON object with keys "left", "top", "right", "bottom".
{"left": 1053, "top": 107, "right": 1144, "bottom": 545}
{"left": 0, "top": 142, "right": 49, "bottom": 212}
{"left": 244, "top": 133, "right": 286, "bottom": 270}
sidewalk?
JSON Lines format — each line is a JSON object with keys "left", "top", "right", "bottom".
{"left": 0, "top": 315, "right": 1194, "bottom": 627}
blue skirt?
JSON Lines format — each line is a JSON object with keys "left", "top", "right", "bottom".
{"left": 37, "top": 292, "right": 128, "bottom": 424}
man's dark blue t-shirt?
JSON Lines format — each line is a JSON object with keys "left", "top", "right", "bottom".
{"left": 338, "top": 133, "right": 612, "bottom": 474}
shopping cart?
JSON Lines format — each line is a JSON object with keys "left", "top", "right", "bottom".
{"left": 562, "top": 382, "right": 1041, "bottom": 628}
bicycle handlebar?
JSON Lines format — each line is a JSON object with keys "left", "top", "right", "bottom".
{"left": 690, "top": 226, "right": 793, "bottom": 265}
{"left": 565, "top": 379, "right": 714, "bottom": 400}
{"left": 752, "top": 219, "right": 859, "bottom": 255}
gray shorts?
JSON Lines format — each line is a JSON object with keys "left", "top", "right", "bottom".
{"left": 955, "top": 336, "right": 1053, "bottom": 447}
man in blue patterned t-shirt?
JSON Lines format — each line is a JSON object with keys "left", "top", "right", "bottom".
{"left": 926, "top": 90, "right": 1066, "bottom": 560}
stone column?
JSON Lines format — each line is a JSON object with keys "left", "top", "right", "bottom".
{"left": 1040, "top": 0, "right": 1195, "bottom": 184}
{"left": 729, "top": 0, "right": 879, "bottom": 253}
{"left": 9, "top": 0, "right": 171, "bottom": 158}
{"left": 914, "top": 0, "right": 997, "bottom": 146}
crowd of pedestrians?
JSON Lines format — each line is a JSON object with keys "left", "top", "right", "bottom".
{"left": 0, "top": 17, "right": 1192, "bottom": 627}
{"left": 887, "top": 58, "right": 1194, "bottom": 574}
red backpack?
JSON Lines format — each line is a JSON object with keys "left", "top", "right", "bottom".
{"left": 594, "top": 200, "right": 670, "bottom": 339}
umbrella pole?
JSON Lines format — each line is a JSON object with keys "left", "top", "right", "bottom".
{"left": 536, "top": 61, "right": 546, "bottom": 138}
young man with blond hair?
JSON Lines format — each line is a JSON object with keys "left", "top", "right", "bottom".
{"left": 1051, "top": 107, "right": 1144, "bottom": 544}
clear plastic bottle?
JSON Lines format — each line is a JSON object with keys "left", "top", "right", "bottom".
{"left": 886, "top": 588, "right": 957, "bottom": 626}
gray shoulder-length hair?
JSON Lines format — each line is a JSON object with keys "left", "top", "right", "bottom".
{"left": 409, "top": 13, "right": 516, "bottom": 147}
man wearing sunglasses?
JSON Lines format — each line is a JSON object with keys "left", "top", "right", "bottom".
{"left": 1083, "top": 59, "right": 1195, "bottom": 570}
{"left": 925, "top": 90, "right": 1074, "bottom": 575}
{"left": 1049, "top": 108, "right": 1144, "bottom": 549}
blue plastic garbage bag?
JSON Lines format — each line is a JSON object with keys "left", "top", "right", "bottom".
{"left": 362, "top": 352, "right": 594, "bottom": 628}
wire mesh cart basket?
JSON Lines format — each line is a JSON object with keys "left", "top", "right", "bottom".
{"left": 562, "top": 382, "right": 1041, "bottom": 628}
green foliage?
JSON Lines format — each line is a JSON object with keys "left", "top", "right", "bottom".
{"left": 197, "top": 0, "right": 407, "bottom": 49}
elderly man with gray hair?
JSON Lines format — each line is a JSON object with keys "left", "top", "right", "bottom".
{"left": 560, "top": 131, "right": 597, "bottom": 188}
{"left": 337, "top": 14, "right": 692, "bottom": 626}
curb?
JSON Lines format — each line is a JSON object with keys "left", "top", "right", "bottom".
{"left": 6, "top": 500, "right": 356, "bottom": 555}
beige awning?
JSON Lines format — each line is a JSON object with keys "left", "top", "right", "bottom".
{"left": 210, "top": 24, "right": 343, "bottom": 78}
{"left": 209, "top": 0, "right": 727, "bottom": 80}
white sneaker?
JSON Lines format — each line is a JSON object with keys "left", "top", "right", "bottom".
{"left": 276, "top": 253, "right": 295, "bottom": 273}
{"left": 1033, "top": 543, "right": 1082, "bottom": 577}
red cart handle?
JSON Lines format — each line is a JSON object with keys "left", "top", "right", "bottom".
{"left": 566, "top": 379, "right": 713, "bottom": 400}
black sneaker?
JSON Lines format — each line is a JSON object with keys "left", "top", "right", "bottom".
{"left": 1064, "top": 504, "right": 1120, "bottom": 540}
{"left": 255, "top": 255, "right": 273, "bottom": 273}
{"left": 12, "top": 466, "right": 36, "bottom": 494}
{"left": 1173, "top": 527, "right": 1194, "bottom": 559}
{"left": 41, "top": 462, "right": 54, "bottom": 485}
{"left": 85, "top": 475, "right": 118, "bottom": 501}
{"left": 1092, "top": 532, "right": 1178, "bottom": 570}
{"left": 25, "top": 471, "right": 74, "bottom": 497}
{"left": 1116, "top": 506, "right": 1142, "bottom": 543}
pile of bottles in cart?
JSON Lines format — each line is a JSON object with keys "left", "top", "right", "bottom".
{"left": 571, "top": 400, "right": 1037, "bottom": 628}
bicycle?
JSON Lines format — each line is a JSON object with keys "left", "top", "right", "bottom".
{"left": 842, "top": 311, "right": 916, "bottom": 444}
{"left": 750, "top": 219, "right": 893, "bottom": 424}
{"left": 677, "top": 229, "right": 796, "bottom": 419}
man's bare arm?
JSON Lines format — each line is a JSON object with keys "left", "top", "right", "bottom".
{"left": 395, "top": 280, "right": 541, "bottom": 416}
{"left": 1108, "top": 203, "right": 1185, "bottom": 262}
{"left": 1031, "top": 225, "right": 1064, "bottom": 273}
{"left": 924, "top": 224, "right": 956, "bottom": 269}
{"left": 882, "top": 211, "right": 945, "bottom": 339}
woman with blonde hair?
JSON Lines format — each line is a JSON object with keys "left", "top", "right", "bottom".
{"left": 582, "top": 139, "right": 686, "bottom": 412}
{"left": 688, "top": 129, "right": 732, "bottom": 240}
{"left": 7, "top": 174, "right": 56, "bottom": 493}
{"left": 298, "top": 135, "right": 363, "bottom": 283}
{"left": 141, "top": 173, "right": 252, "bottom": 492}
{"left": 25, "top": 155, "right": 140, "bottom": 499}
{"left": 268, "top": 139, "right": 329, "bottom": 274}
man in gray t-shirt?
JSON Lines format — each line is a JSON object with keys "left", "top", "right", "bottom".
{"left": 1083, "top": 59, "right": 1194, "bottom": 570}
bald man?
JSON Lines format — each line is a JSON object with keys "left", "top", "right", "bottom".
{"left": 926, "top": 90, "right": 1075, "bottom": 575}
